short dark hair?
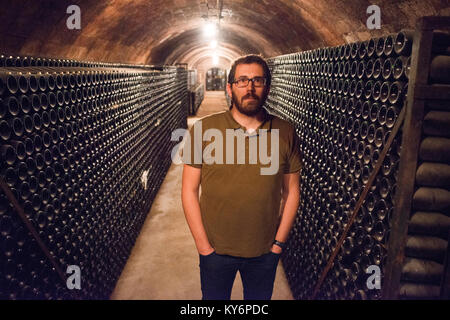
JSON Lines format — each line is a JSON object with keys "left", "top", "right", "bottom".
{"left": 227, "top": 54, "right": 271, "bottom": 88}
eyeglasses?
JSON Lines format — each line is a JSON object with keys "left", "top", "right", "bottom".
{"left": 233, "top": 76, "right": 267, "bottom": 88}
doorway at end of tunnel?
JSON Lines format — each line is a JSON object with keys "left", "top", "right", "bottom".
{"left": 206, "top": 68, "right": 226, "bottom": 91}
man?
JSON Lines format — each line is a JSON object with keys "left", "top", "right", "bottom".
{"left": 181, "top": 54, "right": 302, "bottom": 300}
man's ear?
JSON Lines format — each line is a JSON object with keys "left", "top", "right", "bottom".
{"left": 226, "top": 83, "right": 232, "bottom": 98}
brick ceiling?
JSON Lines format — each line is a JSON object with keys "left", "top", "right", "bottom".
{"left": 0, "top": 0, "right": 448, "bottom": 69}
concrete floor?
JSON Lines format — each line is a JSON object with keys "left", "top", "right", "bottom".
{"left": 110, "top": 91, "right": 294, "bottom": 300}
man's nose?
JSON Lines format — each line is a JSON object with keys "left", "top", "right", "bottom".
{"left": 246, "top": 80, "right": 256, "bottom": 91}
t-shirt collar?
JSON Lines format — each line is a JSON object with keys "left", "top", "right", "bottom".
{"left": 225, "top": 108, "right": 273, "bottom": 136}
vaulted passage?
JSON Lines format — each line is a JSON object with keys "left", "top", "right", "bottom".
{"left": 0, "top": 0, "right": 449, "bottom": 301}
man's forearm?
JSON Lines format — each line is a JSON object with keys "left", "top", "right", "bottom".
{"left": 274, "top": 191, "right": 300, "bottom": 243}
{"left": 181, "top": 190, "right": 214, "bottom": 254}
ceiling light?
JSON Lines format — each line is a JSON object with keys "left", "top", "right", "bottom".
{"left": 203, "top": 22, "right": 217, "bottom": 38}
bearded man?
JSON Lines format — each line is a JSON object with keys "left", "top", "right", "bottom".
{"left": 181, "top": 54, "right": 302, "bottom": 300}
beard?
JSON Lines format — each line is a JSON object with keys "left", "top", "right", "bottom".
{"left": 231, "top": 90, "right": 267, "bottom": 116}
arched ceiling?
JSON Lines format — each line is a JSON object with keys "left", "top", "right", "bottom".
{"left": 0, "top": 0, "right": 448, "bottom": 71}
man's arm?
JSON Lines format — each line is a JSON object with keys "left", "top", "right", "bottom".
{"left": 181, "top": 164, "right": 215, "bottom": 255}
{"left": 271, "top": 171, "right": 301, "bottom": 254}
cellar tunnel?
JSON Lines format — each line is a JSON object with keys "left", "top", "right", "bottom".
{"left": 1, "top": 1, "right": 448, "bottom": 86}
{"left": 0, "top": 0, "right": 450, "bottom": 300}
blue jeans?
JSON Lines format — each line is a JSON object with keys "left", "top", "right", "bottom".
{"left": 199, "top": 251, "right": 281, "bottom": 300}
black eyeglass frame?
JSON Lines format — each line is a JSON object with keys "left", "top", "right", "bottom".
{"left": 232, "top": 76, "right": 267, "bottom": 88}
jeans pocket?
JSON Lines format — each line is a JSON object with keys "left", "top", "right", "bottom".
{"left": 199, "top": 251, "right": 216, "bottom": 263}
{"left": 200, "top": 251, "right": 215, "bottom": 257}
{"left": 199, "top": 251, "right": 217, "bottom": 269}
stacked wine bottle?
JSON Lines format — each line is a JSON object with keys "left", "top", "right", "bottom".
{"left": 265, "top": 31, "right": 413, "bottom": 299}
{"left": 0, "top": 55, "right": 188, "bottom": 299}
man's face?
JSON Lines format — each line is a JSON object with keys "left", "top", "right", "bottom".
{"left": 227, "top": 63, "right": 269, "bottom": 116}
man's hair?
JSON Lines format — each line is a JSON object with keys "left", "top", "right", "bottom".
{"left": 227, "top": 54, "right": 271, "bottom": 88}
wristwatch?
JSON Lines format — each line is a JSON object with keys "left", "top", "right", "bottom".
{"left": 273, "top": 240, "right": 286, "bottom": 250}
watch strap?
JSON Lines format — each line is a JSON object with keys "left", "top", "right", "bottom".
{"left": 273, "top": 240, "right": 286, "bottom": 249}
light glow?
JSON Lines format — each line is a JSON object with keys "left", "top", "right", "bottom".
{"left": 212, "top": 54, "right": 219, "bottom": 65}
{"left": 203, "top": 22, "right": 217, "bottom": 38}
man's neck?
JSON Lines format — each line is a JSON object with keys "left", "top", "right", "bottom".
{"left": 230, "top": 106, "right": 267, "bottom": 132}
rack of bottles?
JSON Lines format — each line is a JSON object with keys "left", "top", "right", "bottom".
{"left": 188, "top": 83, "right": 204, "bottom": 115}
{"left": 265, "top": 17, "right": 450, "bottom": 300}
{"left": 0, "top": 55, "right": 188, "bottom": 299}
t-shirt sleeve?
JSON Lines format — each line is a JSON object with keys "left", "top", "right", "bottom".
{"left": 284, "top": 124, "right": 303, "bottom": 174}
{"left": 181, "top": 121, "right": 203, "bottom": 168}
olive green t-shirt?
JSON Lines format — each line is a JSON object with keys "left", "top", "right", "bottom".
{"left": 183, "top": 109, "right": 302, "bottom": 257}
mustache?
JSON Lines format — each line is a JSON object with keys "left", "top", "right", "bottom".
{"left": 241, "top": 93, "right": 259, "bottom": 101}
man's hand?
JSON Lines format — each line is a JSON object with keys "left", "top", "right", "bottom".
{"left": 270, "top": 244, "right": 282, "bottom": 254}
{"left": 198, "top": 246, "right": 215, "bottom": 256}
